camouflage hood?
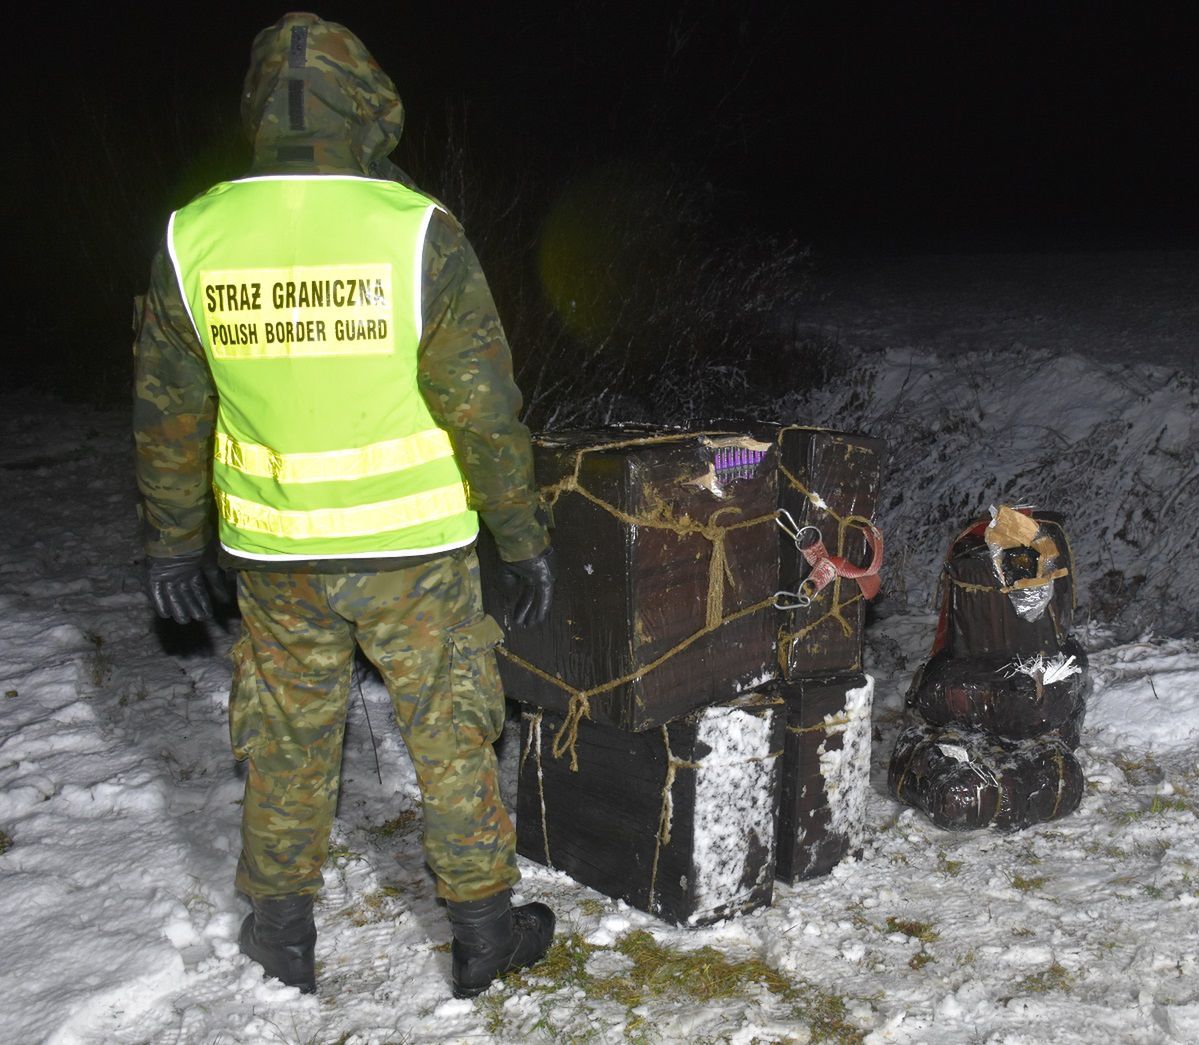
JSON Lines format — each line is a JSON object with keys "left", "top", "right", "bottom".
{"left": 241, "top": 12, "right": 404, "bottom": 176}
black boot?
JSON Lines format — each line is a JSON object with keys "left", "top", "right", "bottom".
{"left": 447, "top": 889, "right": 555, "bottom": 998}
{"left": 239, "top": 893, "right": 317, "bottom": 994}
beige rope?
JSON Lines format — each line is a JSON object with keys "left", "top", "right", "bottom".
{"left": 540, "top": 437, "right": 776, "bottom": 632}
{"left": 504, "top": 433, "right": 777, "bottom": 768}
{"left": 498, "top": 593, "right": 777, "bottom": 770}
{"left": 704, "top": 506, "right": 738, "bottom": 628}
{"left": 947, "top": 570, "right": 1068, "bottom": 596}
{"left": 535, "top": 717, "right": 551, "bottom": 866}
{"left": 786, "top": 713, "right": 854, "bottom": 735}
{"left": 647, "top": 727, "right": 702, "bottom": 909}
{"left": 519, "top": 710, "right": 553, "bottom": 867}
{"left": 539, "top": 430, "right": 759, "bottom": 509}
{"left": 646, "top": 731, "right": 783, "bottom": 911}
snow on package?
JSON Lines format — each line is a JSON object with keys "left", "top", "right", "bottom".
{"left": 771, "top": 426, "right": 886, "bottom": 677}
{"left": 482, "top": 425, "right": 779, "bottom": 731}
{"left": 887, "top": 722, "right": 1084, "bottom": 832}
{"left": 773, "top": 673, "right": 874, "bottom": 881}
{"left": 515, "top": 689, "right": 784, "bottom": 926}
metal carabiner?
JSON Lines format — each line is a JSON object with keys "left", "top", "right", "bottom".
{"left": 773, "top": 589, "right": 811, "bottom": 610}
{"left": 775, "top": 509, "right": 822, "bottom": 551}
{"left": 773, "top": 574, "right": 819, "bottom": 610}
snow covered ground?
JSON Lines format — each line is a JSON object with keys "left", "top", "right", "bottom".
{"left": 2, "top": 249, "right": 1198, "bottom": 1044}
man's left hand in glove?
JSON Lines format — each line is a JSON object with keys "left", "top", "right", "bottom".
{"left": 146, "top": 547, "right": 232, "bottom": 624}
{"left": 500, "top": 546, "right": 555, "bottom": 627}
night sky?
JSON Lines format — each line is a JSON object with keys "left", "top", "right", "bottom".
{"left": 7, "top": 2, "right": 1199, "bottom": 397}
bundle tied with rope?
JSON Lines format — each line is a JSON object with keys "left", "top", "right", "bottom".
{"left": 928, "top": 504, "right": 1078, "bottom": 662}
{"left": 772, "top": 426, "right": 888, "bottom": 677}
{"left": 890, "top": 504, "right": 1088, "bottom": 834}
{"left": 488, "top": 427, "right": 783, "bottom": 767}
{"left": 515, "top": 691, "right": 785, "bottom": 926}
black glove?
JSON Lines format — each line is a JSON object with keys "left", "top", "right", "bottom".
{"left": 500, "top": 547, "right": 556, "bottom": 627}
{"left": 146, "top": 548, "right": 231, "bottom": 625}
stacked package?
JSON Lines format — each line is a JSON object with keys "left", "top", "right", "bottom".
{"left": 888, "top": 506, "right": 1089, "bottom": 832}
{"left": 771, "top": 428, "right": 885, "bottom": 881}
{"left": 482, "top": 423, "right": 886, "bottom": 924}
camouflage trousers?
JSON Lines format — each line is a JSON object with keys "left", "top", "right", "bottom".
{"left": 227, "top": 547, "right": 519, "bottom": 903}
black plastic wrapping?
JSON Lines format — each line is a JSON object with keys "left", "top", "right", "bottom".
{"left": 945, "top": 514, "right": 1075, "bottom": 660}
{"left": 774, "top": 673, "right": 874, "bottom": 882}
{"left": 888, "top": 722, "right": 1084, "bottom": 832}
{"left": 908, "top": 638, "right": 1090, "bottom": 746}
{"left": 775, "top": 427, "right": 886, "bottom": 677}
{"left": 481, "top": 425, "right": 779, "bottom": 731}
{"left": 515, "top": 689, "right": 785, "bottom": 926}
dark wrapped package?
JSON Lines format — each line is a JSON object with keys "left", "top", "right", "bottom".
{"left": 774, "top": 673, "right": 875, "bottom": 882}
{"left": 887, "top": 722, "right": 1084, "bottom": 832}
{"left": 774, "top": 427, "right": 886, "bottom": 677}
{"left": 908, "top": 638, "right": 1090, "bottom": 745}
{"left": 516, "top": 689, "right": 785, "bottom": 926}
{"left": 942, "top": 510, "right": 1075, "bottom": 661}
{"left": 484, "top": 426, "right": 779, "bottom": 731}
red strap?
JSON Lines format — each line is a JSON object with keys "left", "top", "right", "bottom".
{"left": 800, "top": 522, "right": 884, "bottom": 600}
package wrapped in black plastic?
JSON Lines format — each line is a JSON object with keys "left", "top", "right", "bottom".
{"left": 515, "top": 689, "right": 785, "bottom": 926}
{"left": 907, "top": 638, "right": 1090, "bottom": 747}
{"left": 774, "top": 673, "right": 874, "bottom": 882}
{"left": 772, "top": 427, "right": 886, "bottom": 677}
{"left": 887, "top": 722, "right": 1084, "bottom": 832}
{"left": 480, "top": 425, "right": 780, "bottom": 732}
{"left": 940, "top": 508, "right": 1076, "bottom": 661}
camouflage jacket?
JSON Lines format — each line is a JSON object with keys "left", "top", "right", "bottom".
{"left": 132, "top": 13, "right": 547, "bottom": 570}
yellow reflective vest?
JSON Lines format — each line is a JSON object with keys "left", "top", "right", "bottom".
{"left": 168, "top": 174, "right": 478, "bottom": 561}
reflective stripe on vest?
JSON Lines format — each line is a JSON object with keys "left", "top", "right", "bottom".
{"left": 215, "top": 483, "right": 469, "bottom": 540}
{"left": 213, "top": 427, "right": 455, "bottom": 484}
{"left": 168, "top": 175, "right": 478, "bottom": 560}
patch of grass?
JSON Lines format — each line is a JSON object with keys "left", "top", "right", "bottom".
{"left": 1084, "top": 841, "right": 1127, "bottom": 859}
{"left": 0, "top": 829, "right": 12, "bottom": 855}
{"left": 602, "top": 929, "right": 792, "bottom": 1004}
{"left": 84, "top": 630, "right": 112, "bottom": 687}
{"left": 516, "top": 930, "right": 598, "bottom": 989}
{"left": 1017, "top": 961, "right": 1074, "bottom": 994}
{"left": 500, "top": 929, "right": 865, "bottom": 1043}
{"left": 5, "top": 690, "right": 16, "bottom": 699}
{"left": 1148, "top": 796, "right": 1191, "bottom": 815}
{"left": 1009, "top": 875, "right": 1046, "bottom": 893}
{"left": 366, "top": 810, "right": 420, "bottom": 839}
{"left": 326, "top": 843, "right": 361, "bottom": 866}
{"left": 1115, "top": 754, "right": 1160, "bottom": 777}
{"left": 884, "top": 917, "right": 939, "bottom": 944}
{"left": 117, "top": 683, "right": 149, "bottom": 708}
{"left": 478, "top": 991, "right": 507, "bottom": 1035}
{"left": 937, "top": 851, "right": 963, "bottom": 877}
{"left": 908, "top": 951, "right": 935, "bottom": 970}
{"left": 1144, "top": 884, "right": 1165, "bottom": 900}
{"left": 346, "top": 888, "right": 411, "bottom": 926}
{"left": 578, "top": 898, "right": 606, "bottom": 917}
{"left": 1120, "top": 798, "right": 1182, "bottom": 823}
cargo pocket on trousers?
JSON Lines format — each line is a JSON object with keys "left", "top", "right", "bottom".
{"left": 228, "top": 632, "right": 263, "bottom": 761}
{"left": 446, "top": 614, "right": 508, "bottom": 749}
